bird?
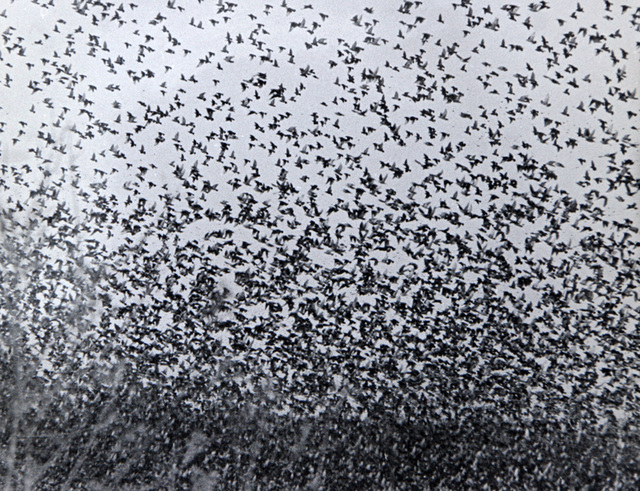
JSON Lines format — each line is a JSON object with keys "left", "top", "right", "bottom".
{"left": 0, "top": 3, "right": 637, "bottom": 476}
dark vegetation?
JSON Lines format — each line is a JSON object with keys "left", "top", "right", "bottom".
{"left": 2, "top": 360, "right": 639, "bottom": 490}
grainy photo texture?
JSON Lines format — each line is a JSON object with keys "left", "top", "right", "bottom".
{"left": 1, "top": 0, "right": 639, "bottom": 489}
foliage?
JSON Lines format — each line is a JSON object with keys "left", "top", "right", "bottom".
{"left": 2, "top": 374, "right": 640, "bottom": 490}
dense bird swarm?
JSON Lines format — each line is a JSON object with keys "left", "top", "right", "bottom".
{"left": 1, "top": 0, "right": 639, "bottom": 488}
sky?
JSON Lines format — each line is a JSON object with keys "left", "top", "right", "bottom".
{"left": 1, "top": 0, "right": 639, "bottom": 419}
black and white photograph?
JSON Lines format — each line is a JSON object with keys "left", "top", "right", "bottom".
{"left": 1, "top": 0, "right": 639, "bottom": 488}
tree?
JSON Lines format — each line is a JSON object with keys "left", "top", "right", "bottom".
{"left": 0, "top": 205, "right": 114, "bottom": 490}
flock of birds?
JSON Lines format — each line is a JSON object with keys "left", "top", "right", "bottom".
{"left": 1, "top": 0, "right": 639, "bottom": 424}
